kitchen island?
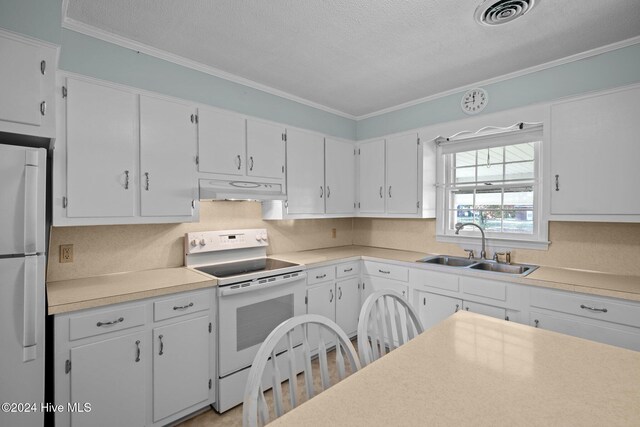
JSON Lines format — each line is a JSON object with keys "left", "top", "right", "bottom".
{"left": 269, "top": 311, "right": 640, "bottom": 426}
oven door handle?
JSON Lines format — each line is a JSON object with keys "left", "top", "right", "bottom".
{"left": 218, "top": 272, "right": 307, "bottom": 297}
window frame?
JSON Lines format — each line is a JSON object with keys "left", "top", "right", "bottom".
{"left": 435, "top": 124, "right": 549, "bottom": 250}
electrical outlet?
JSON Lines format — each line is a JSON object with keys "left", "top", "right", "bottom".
{"left": 60, "top": 244, "right": 74, "bottom": 263}
{"left": 331, "top": 228, "right": 337, "bottom": 238}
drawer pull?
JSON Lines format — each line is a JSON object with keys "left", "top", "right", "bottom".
{"left": 316, "top": 274, "right": 326, "bottom": 279}
{"left": 580, "top": 304, "right": 608, "bottom": 313}
{"left": 96, "top": 317, "right": 124, "bottom": 327}
{"left": 378, "top": 269, "right": 390, "bottom": 274}
{"left": 135, "top": 340, "right": 141, "bottom": 362}
{"left": 343, "top": 268, "right": 353, "bottom": 272}
{"left": 173, "top": 302, "right": 194, "bottom": 311}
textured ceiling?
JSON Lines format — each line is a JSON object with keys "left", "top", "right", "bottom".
{"left": 66, "top": 0, "right": 640, "bottom": 117}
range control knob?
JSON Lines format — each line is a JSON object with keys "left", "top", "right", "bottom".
{"left": 190, "top": 239, "right": 198, "bottom": 247}
{"left": 255, "top": 234, "right": 262, "bottom": 242}
{"left": 260, "top": 234, "right": 268, "bottom": 241}
{"left": 199, "top": 239, "right": 206, "bottom": 247}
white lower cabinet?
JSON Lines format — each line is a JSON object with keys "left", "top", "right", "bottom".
{"left": 70, "top": 332, "right": 146, "bottom": 427}
{"left": 54, "top": 289, "right": 215, "bottom": 427}
{"left": 415, "top": 291, "right": 461, "bottom": 330}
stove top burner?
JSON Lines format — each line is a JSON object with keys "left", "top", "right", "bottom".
{"left": 194, "top": 258, "right": 299, "bottom": 279}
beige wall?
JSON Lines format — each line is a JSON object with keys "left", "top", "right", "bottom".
{"left": 353, "top": 218, "right": 640, "bottom": 276}
{"left": 48, "top": 202, "right": 640, "bottom": 281}
{"left": 48, "top": 201, "right": 353, "bottom": 281}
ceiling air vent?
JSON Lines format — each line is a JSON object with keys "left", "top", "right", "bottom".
{"left": 475, "top": 0, "right": 537, "bottom": 26}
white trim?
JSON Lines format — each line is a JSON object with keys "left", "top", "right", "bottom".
{"left": 436, "top": 235, "right": 550, "bottom": 251}
{"left": 357, "top": 36, "right": 640, "bottom": 120}
{"left": 60, "top": 1, "right": 640, "bottom": 122}
{"left": 60, "top": 13, "right": 357, "bottom": 120}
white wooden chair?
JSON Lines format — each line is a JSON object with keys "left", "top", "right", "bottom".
{"left": 357, "top": 289, "right": 424, "bottom": 366}
{"left": 242, "top": 314, "right": 361, "bottom": 427}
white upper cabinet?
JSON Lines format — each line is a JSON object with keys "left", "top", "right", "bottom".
{"left": 197, "top": 108, "right": 245, "bottom": 176}
{"left": 325, "top": 138, "right": 356, "bottom": 214}
{"left": 550, "top": 85, "right": 640, "bottom": 220}
{"left": 54, "top": 76, "right": 198, "bottom": 226}
{"left": 140, "top": 96, "right": 197, "bottom": 217}
{"left": 386, "top": 133, "right": 419, "bottom": 214}
{"left": 358, "top": 139, "right": 386, "bottom": 214}
{"left": 286, "top": 128, "right": 325, "bottom": 214}
{"left": 0, "top": 29, "right": 57, "bottom": 138}
{"left": 65, "top": 79, "right": 137, "bottom": 218}
{"left": 246, "top": 119, "right": 286, "bottom": 180}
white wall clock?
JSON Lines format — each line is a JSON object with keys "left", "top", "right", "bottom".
{"left": 461, "top": 88, "right": 488, "bottom": 114}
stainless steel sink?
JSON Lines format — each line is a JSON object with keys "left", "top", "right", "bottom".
{"left": 416, "top": 255, "right": 538, "bottom": 276}
{"left": 417, "top": 255, "right": 476, "bottom": 267}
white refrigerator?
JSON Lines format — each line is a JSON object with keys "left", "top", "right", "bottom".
{"left": 0, "top": 143, "right": 46, "bottom": 427}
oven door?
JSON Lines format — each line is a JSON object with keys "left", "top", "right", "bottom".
{"left": 217, "top": 273, "right": 306, "bottom": 377}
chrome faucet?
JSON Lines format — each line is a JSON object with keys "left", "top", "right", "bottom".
{"left": 455, "top": 222, "right": 487, "bottom": 259}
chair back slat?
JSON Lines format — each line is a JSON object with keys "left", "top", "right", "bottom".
{"left": 317, "top": 335, "right": 331, "bottom": 391}
{"left": 357, "top": 289, "right": 425, "bottom": 366}
{"left": 271, "top": 349, "right": 284, "bottom": 417}
{"left": 335, "top": 339, "right": 346, "bottom": 379}
{"left": 302, "top": 323, "right": 315, "bottom": 399}
{"left": 286, "top": 331, "right": 298, "bottom": 409}
{"left": 258, "top": 387, "right": 269, "bottom": 426}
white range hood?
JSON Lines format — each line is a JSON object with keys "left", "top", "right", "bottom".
{"left": 199, "top": 178, "right": 286, "bottom": 201}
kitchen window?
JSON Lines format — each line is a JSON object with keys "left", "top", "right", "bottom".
{"left": 436, "top": 123, "right": 548, "bottom": 248}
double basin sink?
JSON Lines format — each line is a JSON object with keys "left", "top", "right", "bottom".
{"left": 416, "top": 255, "right": 538, "bottom": 277}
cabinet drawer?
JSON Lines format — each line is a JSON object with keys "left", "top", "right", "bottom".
{"left": 530, "top": 289, "right": 640, "bottom": 328}
{"left": 460, "top": 276, "right": 506, "bottom": 301}
{"left": 154, "top": 291, "right": 210, "bottom": 322}
{"left": 69, "top": 305, "right": 146, "bottom": 341}
{"left": 412, "top": 269, "right": 459, "bottom": 292}
{"left": 307, "top": 266, "right": 335, "bottom": 285}
{"left": 530, "top": 311, "right": 640, "bottom": 351}
{"left": 363, "top": 261, "right": 408, "bottom": 282}
{"left": 336, "top": 261, "right": 360, "bottom": 278}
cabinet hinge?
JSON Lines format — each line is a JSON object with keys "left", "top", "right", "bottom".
{"left": 195, "top": 155, "right": 199, "bottom": 165}
{"left": 209, "top": 322, "right": 212, "bottom": 333}
{"left": 62, "top": 196, "right": 68, "bottom": 209}
{"left": 209, "top": 379, "right": 212, "bottom": 390}
{"left": 65, "top": 359, "right": 71, "bottom": 374}
{"left": 304, "top": 296, "right": 308, "bottom": 305}
{"left": 62, "top": 86, "right": 67, "bottom": 98}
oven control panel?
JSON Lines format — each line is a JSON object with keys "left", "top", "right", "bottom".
{"left": 185, "top": 229, "right": 268, "bottom": 254}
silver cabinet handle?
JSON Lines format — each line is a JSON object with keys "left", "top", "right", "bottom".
{"left": 327, "top": 186, "right": 331, "bottom": 198}
{"left": 465, "top": 306, "right": 470, "bottom": 311}
{"left": 379, "top": 186, "right": 383, "bottom": 198}
{"left": 158, "top": 334, "right": 164, "bottom": 356}
{"left": 555, "top": 174, "right": 559, "bottom": 191}
{"left": 97, "top": 317, "right": 124, "bottom": 327}
{"left": 320, "top": 186, "right": 323, "bottom": 198}
{"left": 343, "top": 268, "right": 353, "bottom": 272}
{"left": 338, "top": 287, "right": 343, "bottom": 300}
{"left": 144, "top": 172, "right": 150, "bottom": 191}
{"left": 388, "top": 186, "right": 392, "bottom": 198}
{"left": 534, "top": 319, "right": 539, "bottom": 328}
{"left": 40, "top": 60, "right": 46, "bottom": 75}
{"left": 249, "top": 156, "right": 254, "bottom": 171}
{"left": 329, "top": 289, "right": 334, "bottom": 303}
{"left": 378, "top": 269, "right": 390, "bottom": 274}
{"left": 40, "top": 101, "right": 46, "bottom": 116}
{"left": 402, "top": 290, "right": 405, "bottom": 297}
{"left": 135, "top": 340, "right": 141, "bottom": 362}
{"left": 236, "top": 155, "right": 242, "bottom": 170}
{"left": 316, "top": 274, "right": 326, "bottom": 279}
{"left": 580, "top": 304, "right": 608, "bottom": 313}
{"left": 173, "top": 302, "right": 194, "bottom": 311}
{"left": 455, "top": 304, "right": 459, "bottom": 313}
{"left": 124, "top": 170, "right": 130, "bottom": 189}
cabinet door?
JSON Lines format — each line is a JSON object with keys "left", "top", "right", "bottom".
{"left": 358, "top": 139, "right": 386, "bottom": 213}
{"left": 416, "top": 291, "right": 462, "bottom": 330}
{"left": 325, "top": 138, "right": 356, "bottom": 214}
{"left": 335, "top": 277, "right": 360, "bottom": 336}
{"left": 550, "top": 87, "right": 640, "bottom": 215}
{"left": 462, "top": 301, "right": 507, "bottom": 320}
{"left": 140, "top": 95, "right": 196, "bottom": 217}
{"left": 362, "top": 276, "right": 409, "bottom": 301}
{"left": 153, "top": 316, "right": 210, "bottom": 422}
{"left": 286, "top": 129, "right": 325, "bottom": 214}
{"left": 306, "top": 282, "right": 336, "bottom": 350}
{"left": 198, "top": 107, "right": 246, "bottom": 176}
{"left": 386, "top": 133, "right": 419, "bottom": 214}
{"left": 66, "top": 78, "right": 136, "bottom": 218}
{"left": 0, "top": 35, "right": 43, "bottom": 126}
{"left": 246, "top": 119, "right": 285, "bottom": 180}
{"left": 70, "top": 333, "right": 146, "bottom": 427}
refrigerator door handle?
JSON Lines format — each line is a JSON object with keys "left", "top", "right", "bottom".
{"left": 23, "top": 256, "right": 38, "bottom": 361}
{"left": 23, "top": 163, "right": 39, "bottom": 255}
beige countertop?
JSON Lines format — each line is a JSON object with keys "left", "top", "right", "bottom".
{"left": 46, "top": 267, "right": 216, "bottom": 314}
{"left": 272, "top": 245, "right": 640, "bottom": 301}
{"left": 269, "top": 310, "right": 640, "bottom": 427}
